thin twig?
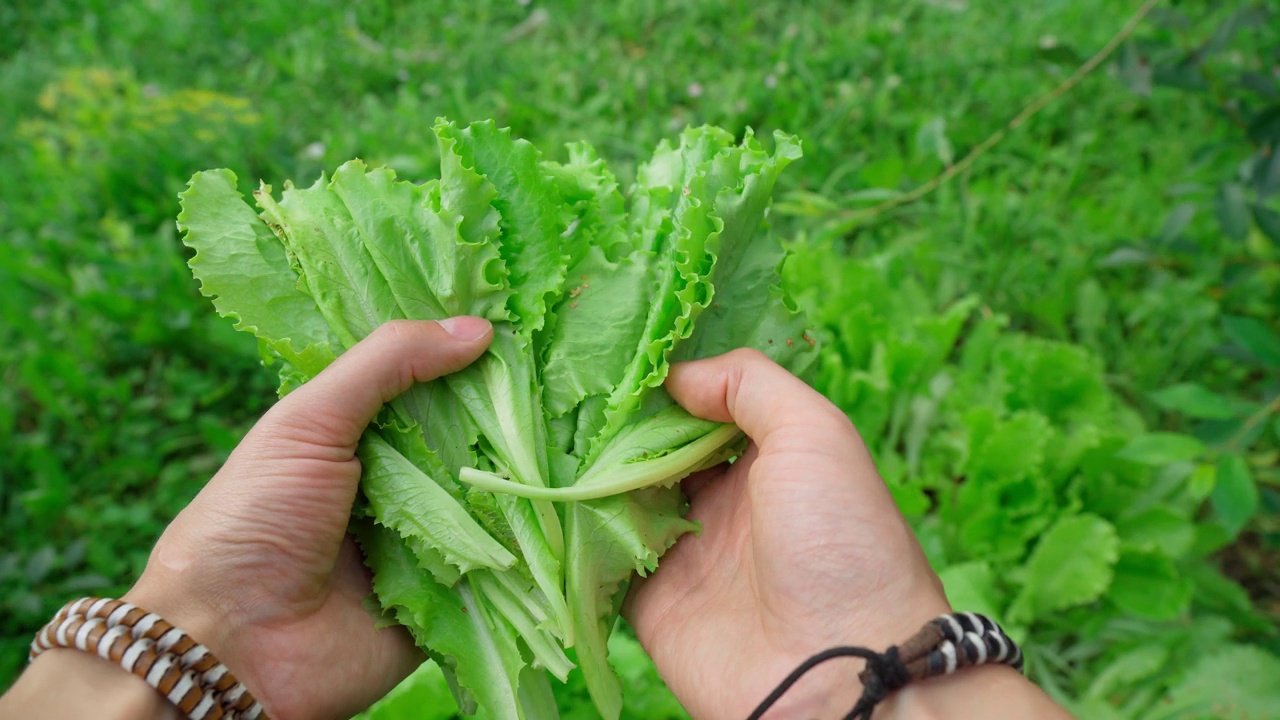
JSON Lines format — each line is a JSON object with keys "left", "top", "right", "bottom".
{"left": 1227, "top": 391, "right": 1280, "bottom": 452}
{"left": 851, "top": 0, "right": 1163, "bottom": 223}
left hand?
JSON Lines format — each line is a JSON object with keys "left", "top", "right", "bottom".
{"left": 125, "top": 318, "right": 493, "bottom": 719}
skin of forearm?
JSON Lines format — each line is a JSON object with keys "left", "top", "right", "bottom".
{"left": 745, "top": 579, "right": 1074, "bottom": 720}
{"left": 774, "top": 664, "right": 1071, "bottom": 720}
{"left": 0, "top": 650, "right": 178, "bottom": 720}
{"left": 875, "top": 664, "right": 1075, "bottom": 720}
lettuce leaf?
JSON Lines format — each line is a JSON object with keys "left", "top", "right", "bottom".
{"left": 179, "top": 119, "right": 814, "bottom": 719}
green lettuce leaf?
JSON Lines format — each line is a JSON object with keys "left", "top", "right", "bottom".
{"left": 359, "top": 432, "right": 517, "bottom": 575}
{"left": 177, "top": 168, "right": 339, "bottom": 376}
{"left": 356, "top": 520, "right": 538, "bottom": 720}
{"left": 565, "top": 487, "right": 698, "bottom": 718}
{"left": 254, "top": 172, "right": 405, "bottom": 347}
{"left": 179, "top": 119, "right": 812, "bottom": 720}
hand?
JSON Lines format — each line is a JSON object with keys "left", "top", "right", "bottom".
{"left": 124, "top": 318, "right": 493, "bottom": 720}
{"left": 627, "top": 349, "right": 951, "bottom": 719}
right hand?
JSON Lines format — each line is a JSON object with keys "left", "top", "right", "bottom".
{"left": 626, "top": 349, "right": 951, "bottom": 719}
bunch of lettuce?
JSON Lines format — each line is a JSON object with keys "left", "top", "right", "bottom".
{"left": 177, "top": 119, "right": 816, "bottom": 719}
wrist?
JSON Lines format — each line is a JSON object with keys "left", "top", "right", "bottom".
{"left": 1, "top": 648, "right": 179, "bottom": 719}
{"left": 121, "top": 581, "right": 230, "bottom": 661}
{"left": 874, "top": 664, "right": 1070, "bottom": 720}
{"left": 122, "top": 578, "right": 263, "bottom": 713}
{"left": 770, "top": 588, "right": 953, "bottom": 718}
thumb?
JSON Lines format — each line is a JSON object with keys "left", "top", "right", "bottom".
{"left": 191, "top": 316, "right": 492, "bottom": 563}
{"left": 665, "top": 348, "right": 887, "bottom": 508}
{"left": 248, "top": 317, "right": 493, "bottom": 458}
{"left": 665, "top": 347, "right": 860, "bottom": 452}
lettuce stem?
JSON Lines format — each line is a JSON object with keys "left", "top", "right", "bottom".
{"left": 459, "top": 424, "right": 742, "bottom": 501}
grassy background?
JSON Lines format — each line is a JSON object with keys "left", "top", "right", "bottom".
{"left": 3, "top": 0, "right": 1278, "bottom": 716}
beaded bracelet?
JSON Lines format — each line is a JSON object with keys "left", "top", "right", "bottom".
{"left": 747, "top": 612, "right": 1024, "bottom": 720}
{"left": 29, "top": 597, "right": 267, "bottom": 720}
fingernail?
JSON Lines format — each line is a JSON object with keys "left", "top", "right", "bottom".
{"left": 437, "top": 316, "right": 492, "bottom": 341}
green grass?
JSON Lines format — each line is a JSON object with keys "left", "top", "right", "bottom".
{"left": 3, "top": 0, "right": 1278, "bottom": 716}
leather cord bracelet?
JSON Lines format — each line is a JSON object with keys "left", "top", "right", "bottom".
{"left": 29, "top": 597, "right": 267, "bottom": 720}
{"left": 747, "top": 612, "right": 1024, "bottom": 720}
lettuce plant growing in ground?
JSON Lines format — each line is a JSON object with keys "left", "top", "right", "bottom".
{"left": 784, "top": 241, "right": 1280, "bottom": 719}
{"left": 176, "top": 119, "right": 816, "bottom": 720}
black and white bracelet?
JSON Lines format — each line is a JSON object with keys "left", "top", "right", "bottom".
{"left": 747, "top": 612, "right": 1024, "bottom": 720}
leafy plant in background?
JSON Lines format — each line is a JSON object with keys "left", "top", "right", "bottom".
{"left": 765, "top": 6, "right": 1280, "bottom": 715}
{"left": 774, "top": 0, "right": 1280, "bottom": 676}
{"left": 0, "top": 67, "right": 274, "bottom": 685}
{"left": 784, "top": 240, "right": 1280, "bottom": 719}
{"left": 4, "top": 1, "right": 1280, "bottom": 717}
{"left": 1108, "top": 1, "right": 1280, "bottom": 603}
{"left": 14, "top": 67, "right": 262, "bottom": 225}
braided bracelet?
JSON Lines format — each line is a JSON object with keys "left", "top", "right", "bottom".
{"left": 29, "top": 597, "right": 267, "bottom": 720}
{"left": 747, "top": 612, "right": 1023, "bottom": 720}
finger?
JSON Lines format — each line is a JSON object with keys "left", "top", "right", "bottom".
{"left": 254, "top": 317, "right": 493, "bottom": 455}
{"left": 666, "top": 348, "right": 857, "bottom": 449}
{"left": 680, "top": 462, "right": 727, "bottom": 500}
